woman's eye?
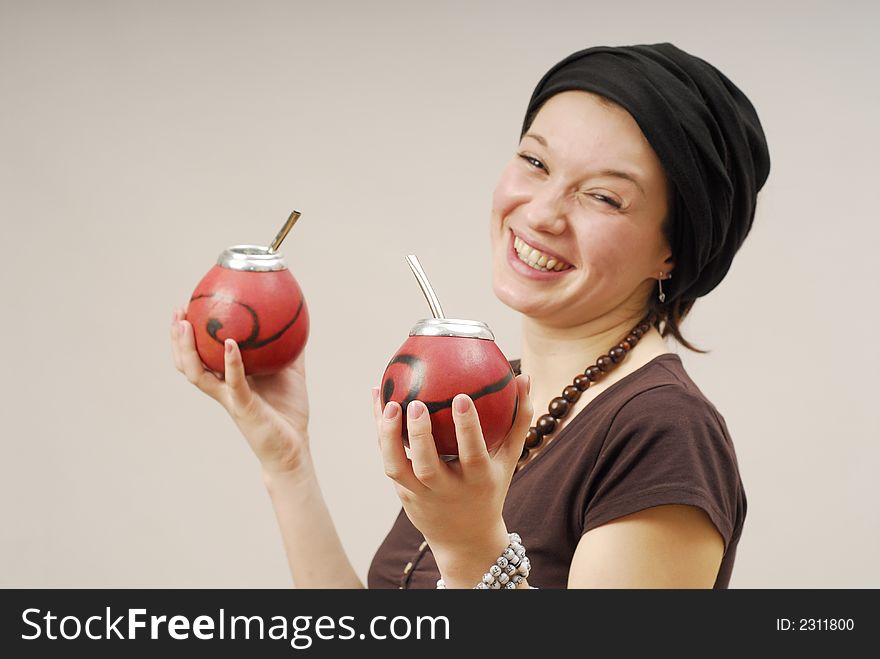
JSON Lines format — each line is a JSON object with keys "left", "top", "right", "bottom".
{"left": 518, "top": 153, "right": 547, "bottom": 171}
{"left": 591, "top": 194, "right": 622, "bottom": 209}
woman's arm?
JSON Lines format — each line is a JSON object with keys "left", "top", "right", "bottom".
{"left": 262, "top": 462, "right": 363, "bottom": 589}
{"left": 171, "top": 308, "right": 362, "bottom": 588}
{"left": 568, "top": 504, "right": 724, "bottom": 588}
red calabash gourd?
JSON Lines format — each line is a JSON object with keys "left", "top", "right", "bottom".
{"left": 186, "top": 245, "right": 309, "bottom": 376}
{"left": 381, "top": 318, "right": 518, "bottom": 457}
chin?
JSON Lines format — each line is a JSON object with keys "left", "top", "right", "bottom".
{"left": 492, "top": 274, "right": 547, "bottom": 318}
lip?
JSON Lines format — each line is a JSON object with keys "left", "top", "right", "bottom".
{"left": 506, "top": 230, "right": 573, "bottom": 280}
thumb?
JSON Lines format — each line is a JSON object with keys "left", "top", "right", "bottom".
{"left": 223, "top": 339, "right": 255, "bottom": 414}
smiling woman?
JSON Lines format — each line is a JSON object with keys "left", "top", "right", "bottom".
{"left": 366, "top": 43, "right": 769, "bottom": 589}
{"left": 172, "top": 42, "right": 769, "bottom": 590}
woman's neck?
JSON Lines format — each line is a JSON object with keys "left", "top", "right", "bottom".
{"left": 518, "top": 312, "right": 672, "bottom": 429}
{"left": 520, "top": 311, "right": 659, "bottom": 376}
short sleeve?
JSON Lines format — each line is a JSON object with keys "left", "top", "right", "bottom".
{"left": 582, "top": 384, "right": 744, "bottom": 553}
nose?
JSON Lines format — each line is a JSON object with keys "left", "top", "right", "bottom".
{"left": 525, "top": 185, "right": 567, "bottom": 235}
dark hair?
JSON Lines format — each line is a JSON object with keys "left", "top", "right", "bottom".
{"left": 650, "top": 294, "right": 703, "bottom": 353}
{"left": 649, "top": 192, "right": 705, "bottom": 353}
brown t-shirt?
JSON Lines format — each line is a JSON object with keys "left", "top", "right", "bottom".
{"left": 367, "top": 353, "right": 747, "bottom": 589}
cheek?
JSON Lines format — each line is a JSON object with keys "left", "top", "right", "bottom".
{"left": 491, "top": 164, "right": 526, "bottom": 221}
{"left": 578, "top": 223, "right": 641, "bottom": 278}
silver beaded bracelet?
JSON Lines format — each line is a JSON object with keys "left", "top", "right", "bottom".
{"left": 436, "top": 532, "right": 536, "bottom": 589}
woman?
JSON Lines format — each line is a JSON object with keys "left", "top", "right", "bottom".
{"left": 170, "top": 43, "right": 769, "bottom": 589}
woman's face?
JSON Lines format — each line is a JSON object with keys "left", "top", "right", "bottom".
{"left": 490, "top": 90, "right": 673, "bottom": 329}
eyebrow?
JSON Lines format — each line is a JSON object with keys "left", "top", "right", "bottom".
{"left": 522, "top": 132, "right": 647, "bottom": 197}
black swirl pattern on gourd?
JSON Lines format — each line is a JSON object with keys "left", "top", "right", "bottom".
{"left": 382, "top": 354, "right": 425, "bottom": 407}
{"left": 383, "top": 355, "right": 515, "bottom": 413}
{"left": 189, "top": 293, "right": 304, "bottom": 349}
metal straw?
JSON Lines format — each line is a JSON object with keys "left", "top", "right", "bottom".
{"left": 405, "top": 254, "right": 445, "bottom": 319}
{"left": 268, "top": 210, "right": 302, "bottom": 253}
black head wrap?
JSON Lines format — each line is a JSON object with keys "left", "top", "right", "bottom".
{"left": 522, "top": 43, "right": 770, "bottom": 302}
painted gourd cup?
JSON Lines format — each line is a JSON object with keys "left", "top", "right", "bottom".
{"left": 186, "top": 245, "right": 309, "bottom": 376}
{"left": 381, "top": 318, "right": 518, "bottom": 458}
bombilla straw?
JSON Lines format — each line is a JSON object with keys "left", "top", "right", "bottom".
{"left": 268, "top": 210, "right": 302, "bottom": 253}
{"left": 405, "top": 254, "right": 445, "bottom": 319}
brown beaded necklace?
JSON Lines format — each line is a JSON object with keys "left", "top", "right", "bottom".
{"left": 397, "top": 314, "right": 656, "bottom": 587}
{"left": 517, "top": 313, "right": 656, "bottom": 468}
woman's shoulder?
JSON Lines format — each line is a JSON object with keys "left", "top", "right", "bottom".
{"left": 513, "top": 352, "right": 731, "bottom": 439}
{"left": 596, "top": 353, "right": 727, "bottom": 427}
{"left": 581, "top": 354, "right": 746, "bottom": 551}
{"left": 547, "top": 352, "right": 738, "bottom": 466}
{"left": 591, "top": 354, "right": 740, "bottom": 474}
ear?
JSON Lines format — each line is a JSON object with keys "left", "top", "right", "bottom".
{"left": 658, "top": 252, "right": 675, "bottom": 279}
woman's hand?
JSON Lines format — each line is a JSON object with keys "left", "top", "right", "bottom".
{"left": 170, "top": 307, "right": 311, "bottom": 475}
{"left": 372, "top": 376, "right": 533, "bottom": 587}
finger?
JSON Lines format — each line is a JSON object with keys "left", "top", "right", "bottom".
{"left": 377, "top": 401, "right": 425, "bottom": 493}
{"left": 451, "top": 394, "right": 491, "bottom": 476}
{"left": 405, "top": 400, "right": 449, "bottom": 488}
{"left": 170, "top": 309, "right": 183, "bottom": 371}
{"left": 223, "top": 339, "right": 254, "bottom": 413}
{"left": 177, "top": 319, "right": 223, "bottom": 400}
{"left": 494, "top": 375, "right": 533, "bottom": 469}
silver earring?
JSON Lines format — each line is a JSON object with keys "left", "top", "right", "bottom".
{"left": 658, "top": 272, "right": 670, "bottom": 303}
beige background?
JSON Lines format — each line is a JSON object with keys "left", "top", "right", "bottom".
{"left": 1, "top": 0, "right": 877, "bottom": 588}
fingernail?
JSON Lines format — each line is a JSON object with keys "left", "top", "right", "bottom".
{"left": 371, "top": 387, "right": 380, "bottom": 404}
{"left": 225, "top": 339, "right": 234, "bottom": 355}
{"left": 453, "top": 394, "right": 470, "bottom": 414}
{"left": 524, "top": 374, "right": 531, "bottom": 394}
{"left": 178, "top": 321, "right": 187, "bottom": 335}
{"left": 407, "top": 400, "right": 425, "bottom": 420}
{"left": 383, "top": 402, "right": 398, "bottom": 420}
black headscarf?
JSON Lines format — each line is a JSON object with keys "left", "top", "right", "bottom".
{"left": 522, "top": 43, "right": 770, "bottom": 302}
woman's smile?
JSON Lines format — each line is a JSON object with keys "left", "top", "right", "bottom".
{"left": 507, "top": 229, "right": 574, "bottom": 279}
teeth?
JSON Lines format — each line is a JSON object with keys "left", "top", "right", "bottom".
{"left": 512, "top": 235, "right": 570, "bottom": 272}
